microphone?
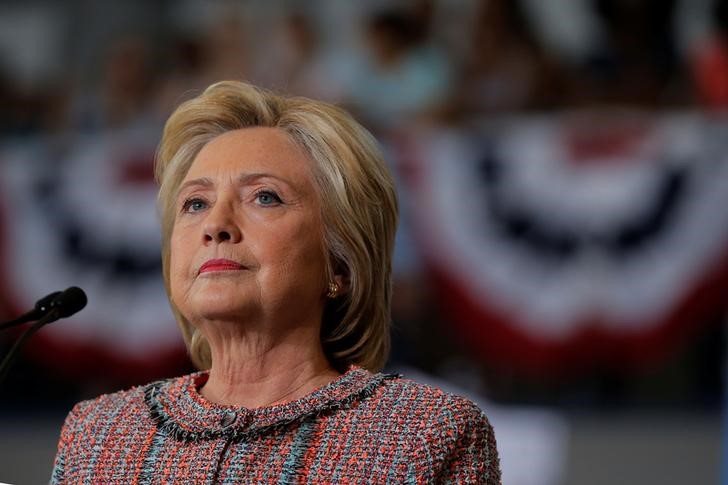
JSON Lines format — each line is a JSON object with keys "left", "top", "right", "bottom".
{"left": 47, "top": 286, "right": 88, "bottom": 321}
{"left": 0, "top": 287, "right": 88, "bottom": 385}
{"left": 0, "top": 290, "right": 63, "bottom": 330}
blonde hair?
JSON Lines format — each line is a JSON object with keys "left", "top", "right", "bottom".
{"left": 155, "top": 81, "right": 398, "bottom": 372}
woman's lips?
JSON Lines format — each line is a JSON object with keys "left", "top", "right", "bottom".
{"left": 199, "top": 259, "right": 246, "bottom": 274}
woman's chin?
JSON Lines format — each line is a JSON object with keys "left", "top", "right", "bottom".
{"left": 191, "top": 302, "right": 253, "bottom": 323}
{"left": 184, "top": 285, "right": 256, "bottom": 322}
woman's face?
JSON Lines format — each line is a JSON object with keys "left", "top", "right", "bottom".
{"left": 169, "top": 127, "right": 328, "bottom": 329}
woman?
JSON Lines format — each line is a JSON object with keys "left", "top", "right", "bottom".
{"left": 51, "top": 81, "right": 500, "bottom": 484}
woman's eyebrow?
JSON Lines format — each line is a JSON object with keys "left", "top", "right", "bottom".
{"left": 177, "top": 172, "right": 300, "bottom": 197}
{"left": 236, "top": 172, "right": 293, "bottom": 187}
{"left": 236, "top": 172, "right": 303, "bottom": 196}
{"left": 178, "top": 177, "right": 214, "bottom": 195}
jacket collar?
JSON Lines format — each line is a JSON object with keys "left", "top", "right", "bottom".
{"left": 144, "top": 366, "right": 398, "bottom": 442}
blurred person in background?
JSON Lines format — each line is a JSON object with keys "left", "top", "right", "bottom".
{"left": 454, "top": 0, "right": 558, "bottom": 115}
{"left": 50, "top": 81, "right": 501, "bottom": 483}
{"left": 690, "top": 0, "right": 728, "bottom": 108}
{"left": 198, "top": 13, "right": 251, "bottom": 87}
{"left": 343, "top": 7, "right": 454, "bottom": 129}
{"left": 517, "top": 0, "right": 685, "bottom": 108}
{"left": 253, "top": 11, "right": 348, "bottom": 103}
{"left": 70, "top": 35, "right": 157, "bottom": 133}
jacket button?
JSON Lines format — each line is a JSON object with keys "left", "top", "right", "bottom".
{"left": 220, "top": 411, "right": 237, "bottom": 427}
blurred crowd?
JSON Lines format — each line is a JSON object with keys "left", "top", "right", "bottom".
{"left": 1, "top": 0, "right": 728, "bottom": 139}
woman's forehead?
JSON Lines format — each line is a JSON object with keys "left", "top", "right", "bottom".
{"left": 184, "top": 127, "right": 315, "bottom": 186}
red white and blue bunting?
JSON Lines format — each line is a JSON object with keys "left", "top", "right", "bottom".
{"left": 1, "top": 113, "right": 727, "bottom": 377}
{"left": 395, "top": 112, "right": 728, "bottom": 373}
{"left": 0, "top": 128, "right": 185, "bottom": 379}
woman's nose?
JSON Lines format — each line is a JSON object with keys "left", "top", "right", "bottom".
{"left": 203, "top": 203, "right": 242, "bottom": 244}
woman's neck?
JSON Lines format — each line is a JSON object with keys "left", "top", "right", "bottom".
{"left": 198, "top": 325, "right": 340, "bottom": 408}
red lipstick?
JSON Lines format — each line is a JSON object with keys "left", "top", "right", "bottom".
{"left": 199, "top": 259, "right": 245, "bottom": 274}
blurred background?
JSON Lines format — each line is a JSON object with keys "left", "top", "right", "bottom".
{"left": 1, "top": 0, "right": 727, "bottom": 483}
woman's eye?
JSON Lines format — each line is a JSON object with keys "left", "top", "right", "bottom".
{"left": 255, "top": 190, "right": 282, "bottom": 206}
{"left": 182, "top": 198, "right": 208, "bottom": 213}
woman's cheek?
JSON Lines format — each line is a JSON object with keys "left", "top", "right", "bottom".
{"left": 169, "top": 240, "right": 191, "bottom": 298}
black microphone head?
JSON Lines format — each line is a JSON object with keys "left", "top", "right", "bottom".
{"left": 34, "top": 291, "right": 63, "bottom": 315}
{"left": 52, "top": 287, "right": 88, "bottom": 318}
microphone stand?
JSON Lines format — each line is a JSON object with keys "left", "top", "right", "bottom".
{"left": 0, "top": 317, "right": 30, "bottom": 331}
{"left": 0, "top": 308, "right": 61, "bottom": 386}
{"left": 0, "top": 291, "right": 61, "bottom": 331}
